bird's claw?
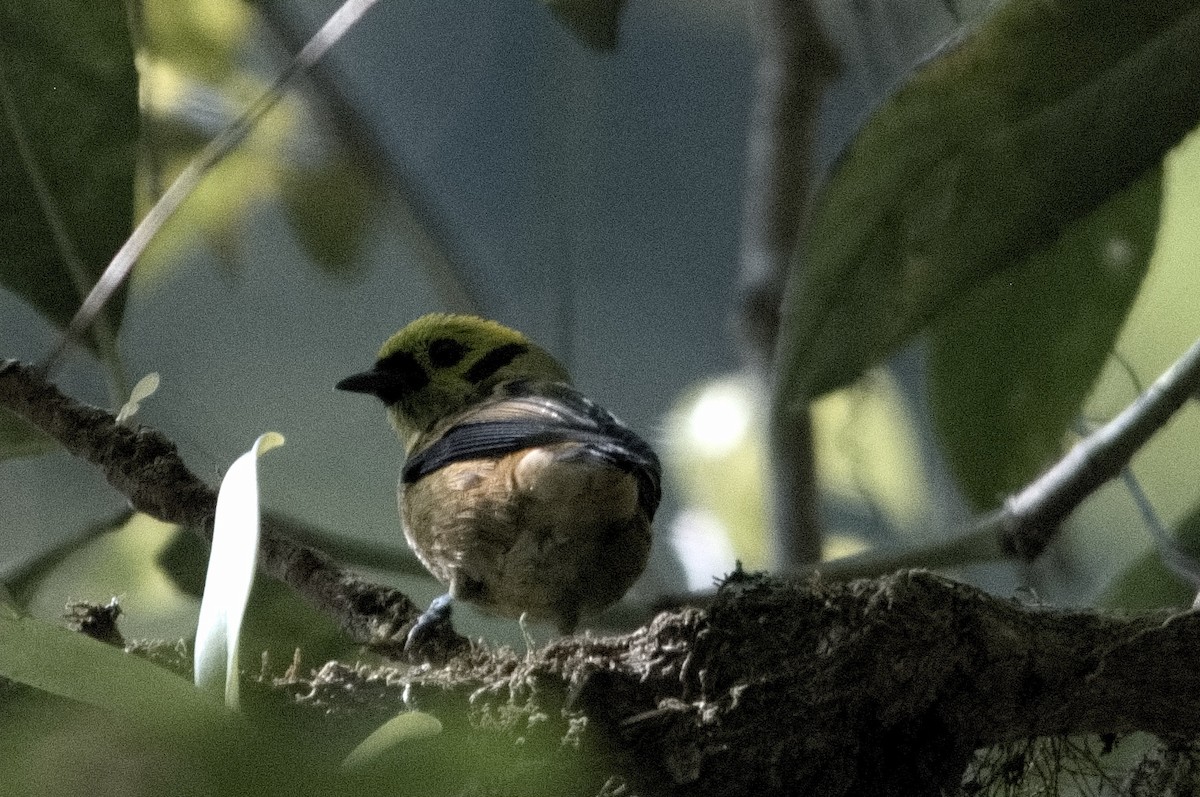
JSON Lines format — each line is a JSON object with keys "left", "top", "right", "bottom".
{"left": 404, "top": 593, "right": 455, "bottom": 654}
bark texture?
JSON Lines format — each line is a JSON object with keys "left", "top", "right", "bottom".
{"left": 278, "top": 569, "right": 1200, "bottom": 796}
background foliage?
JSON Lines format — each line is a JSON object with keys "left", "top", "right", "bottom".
{"left": 3, "top": 0, "right": 1200, "bottom": 792}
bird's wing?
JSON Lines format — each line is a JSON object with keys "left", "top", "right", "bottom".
{"left": 403, "top": 380, "right": 661, "bottom": 516}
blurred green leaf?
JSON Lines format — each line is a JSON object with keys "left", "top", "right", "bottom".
{"left": 159, "top": 531, "right": 357, "bottom": 667}
{"left": 1102, "top": 499, "right": 1200, "bottom": 612}
{"left": 0, "top": 408, "right": 57, "bottom": 460}
{"left": 1100, "top": 549, "right": 1193, "bottom": 613}
{"left": 156, "top": 523, "right": 210, "bottom": 598}
{"left": 342, "top": 711, "right": 443, "bottom": 770}
{"left": 541, "top": 0, "right": 625, "bottom": 50}
{"left": 928, "top": 171, "right": 1159, "bottom": 509}
{"left": 0, "top": 686, "right": 353, "bottom": 797}
{"left": 0, "top": 0, "right": 137, "bottom": 347}
{"left": 0, "top": 609, "right": 228, "bottom": 730}
{"left": 777, "top": 0, "right": 1200, "bottom": 404}
{"left": 280, "top": 157, "right": 375, "bottom": 276}
{"left": 0, "top": 512, "right": 129, "bottom": 608}
{"left": 141, "top": 0, "right": 252, "bottom": 84}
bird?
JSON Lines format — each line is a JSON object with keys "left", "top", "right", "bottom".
{"left": 336, "top": 313, "right": 661, "bottom": 646}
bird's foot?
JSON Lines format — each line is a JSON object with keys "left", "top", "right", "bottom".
{"left": 404, "top": 593, "right": 455, "bottom": 655}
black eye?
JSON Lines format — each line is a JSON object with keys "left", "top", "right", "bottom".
{"left": 428, "top": 337, "right": 469, "bottom": 368}
{"left": 369, "top": 349, "right": 429, "bottom": 402}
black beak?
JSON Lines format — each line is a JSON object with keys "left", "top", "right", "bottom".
{"left": 337, "top": 366, "right": 419, "bottom": 406}
{"left": 338, "top": 350, "right": 427, "bottom": 405}
{"left": 336, "top": 369, "right": 388, "bottom": 396}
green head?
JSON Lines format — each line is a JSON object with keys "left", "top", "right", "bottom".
{"left": 337, "top": 314, "right": 571, "bottom": 446}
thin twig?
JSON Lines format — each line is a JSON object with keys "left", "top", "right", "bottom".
{"left": 253, "top": 0, "right": 481, "bottom": 314}
{"left": 1080, "top": 409, "right": 1200, "bottom": 586}
{"left": 42, "top": 0, "right": 385, "bottom": 373}
{"left": 991, "top": 337, "right": 1200, "bottom": 560}
{"left": 0, "top": 359, "right": 454, "bottom": 658}
{"left": 1120, "top": 468, "right": 1200, "bottom": 589}
{"left": 785, "top": 338, "right": 1200, "bottom": 580}
{"left": 737, "top": 0, "right": 837, "bottom": 360}
{"left": 738, "top": 0, "right": 838, "bottom": 567}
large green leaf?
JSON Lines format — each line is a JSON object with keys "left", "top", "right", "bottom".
{"left": 0, "top": 607, "right": 228, "bottom": 730}
{"left": 776, "top": 0, "right": 1200, "bottom": 405}
{"left": 0, "top": 0, "right": 137, "bottom": 343}
{"left": 928, "top": 171, "right": 1159, "bottom": 509}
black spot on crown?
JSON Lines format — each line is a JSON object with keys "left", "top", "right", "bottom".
{"left": 428, "top": 337, "right": 469, "bottom": 369}
{"left": 465, "top": 342, "right": 528, "bottom": 384}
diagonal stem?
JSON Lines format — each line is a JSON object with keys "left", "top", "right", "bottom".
{"left": 994, "top": 336, "right": 1200, "bottom": 560}
{"left": 43, "top": 0, "right": 385, "bottom": 373}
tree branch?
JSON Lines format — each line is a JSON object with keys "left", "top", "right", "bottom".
{"left": 279, "top": 569, "right": 1200, "bottom": 796}
{"left": 991, "top": 335, "right": 1200, "bottom": 560}
{"left": 781, "top": 336, "right": 1200, "bottom": 582}
{"left": 0, "top": 359, "right": 459, "bottom": 658}
{"left": 9, "top": 356, "right": 1200, "bottom": 792}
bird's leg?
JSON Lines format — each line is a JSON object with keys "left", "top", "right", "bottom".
{"left": 554, "top": 601, "right": 580, "bottom": 637}
{"left": 404, "top": 593, "right": 454, "bottom": 652}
